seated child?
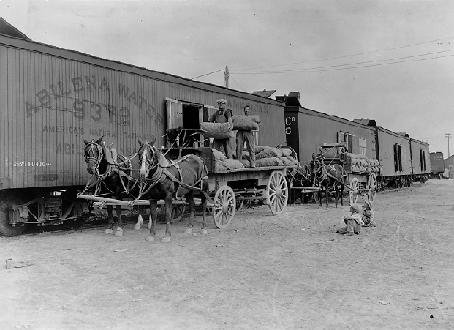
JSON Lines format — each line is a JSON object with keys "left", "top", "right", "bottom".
{"left": 362, "top": 200, "right": 376, "bottom": 227}
{"left": 337, "top": 204, "right": 363, "bottom": 235}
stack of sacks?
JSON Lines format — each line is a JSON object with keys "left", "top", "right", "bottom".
{"left": 200, "top": 122, "right": 231, "bottom": 139}
{"left": 250, "top": 146, "right": 298, "bottom": 168}
{"left": 212, "top": 149, "right": 244, "bottom": 172}
{"left": 232, "top": 115, "right": 260, "bottom": 131}
{"left": 255, "top": 146, "right": 283, "bottom": 159}
{"left": 345, "top": 153, "right": 380, "bottom": 173}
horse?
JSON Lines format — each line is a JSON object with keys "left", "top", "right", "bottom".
{"left": 137, "top": 138, "right": 209, "bottom": 242}
{"left": 311, "top": 154, "right": 346, "bottom": 207}
{"left": 287, "top": 162, "right": 313, "bottom": 204}
{"left": 83, "top": 136, "right": 140, "bottom": 236}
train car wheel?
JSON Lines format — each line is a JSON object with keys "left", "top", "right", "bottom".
{"left": 0, "top": 201, "right": 26, "bottom": 237}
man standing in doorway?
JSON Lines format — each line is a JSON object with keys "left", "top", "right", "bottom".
{"left": 210, "top": 99, "right": 233, "bottom": 158}
{"left": 236, "top": 105, "right": 256, "bottom": 167}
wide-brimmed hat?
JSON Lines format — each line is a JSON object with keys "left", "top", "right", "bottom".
{"left": 216, "top": 99, "right": 227, "bottom": 105}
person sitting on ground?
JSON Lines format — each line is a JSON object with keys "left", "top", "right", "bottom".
{"left": 362, "top": 200, "right": 376, "bottom": 227}
{"left": 337, "top": 204, "right": 363, "bottom": 236}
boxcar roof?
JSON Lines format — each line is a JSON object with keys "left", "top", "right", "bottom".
{"left": 0, "top": 34, "right": 282, "bottom": 107}
{"left": 287, "top": 105, "right": 375, "bottom": 131}
{"left": 288, "top": 104, "right": 428, "bottom": 146}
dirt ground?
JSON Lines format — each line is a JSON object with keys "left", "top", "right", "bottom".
{"left": 1, "top": 180, "right": 453, "bottom": 330}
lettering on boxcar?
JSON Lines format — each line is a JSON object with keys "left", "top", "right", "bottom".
{"left": 56, "top": 143, "right": 77, "bottom": 155}
{"left": 24, "top": 75, "right": 158, "bottom": 124}
{"left": 13, "top": 161, "right": 52, "bottom": 167}
{"left": 285, "top": 115, "right": 297, "bottom": 135}
{"left": 42, "top": 125, "right": 84, "bottom": 135}
{"left": 50, "top": 81, "right": 71, "bottom": 98}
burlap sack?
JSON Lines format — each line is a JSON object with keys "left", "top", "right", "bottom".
{"left": 232, "top": 115, "right": 259, "bottom": 131}
{"left": 281, "top": 156, "right": 298, "bottom": 166}
{"left": 212, "top": 149, "right": 227, "bottom": 161}
{"left": 280, "top": 148, "right": 293, "bottom": 157}
{"left": 200, "top": 122, "right": 231, "bottom": 139}
{"left": 222, "top": 159, "right": 244, "bottom": 170}
{"left": 240, "top": 159, "right": 251, "bottom": 167}
{"left": 256, "top": 157, "right": 282, "bottom": 167}
{"left": 256, "top": 146, "right": 283, "bottom": 160}
{"left": 215, "top": 162, "right": 228, "bottom": 172}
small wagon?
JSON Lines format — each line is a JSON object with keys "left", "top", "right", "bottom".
{"left": 319, "top": 143, "right": 379, "bottom": 204}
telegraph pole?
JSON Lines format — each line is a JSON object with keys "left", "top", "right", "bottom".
{"left": 224, "top": 66, "right": 229, "bottom": 88}
{"left": 445, "top": 133, "right": 452, "bottom": 158}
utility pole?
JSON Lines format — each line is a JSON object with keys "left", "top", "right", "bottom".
{"left": 445, "top": 133, "right": 452, "bottom": 158}
{"left": 224, "top": 66, "right": 229, "bottom": 88}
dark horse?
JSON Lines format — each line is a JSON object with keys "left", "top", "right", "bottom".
{"left": 137, "top": 139, "right": 208, "bottom": 242}
{"left": 311, "top": 154, "right": 346, "bottom": 207}
{"left": 83, "top": 136, "right": 140, "bottom": 236}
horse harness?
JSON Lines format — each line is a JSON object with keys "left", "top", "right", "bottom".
{"left": 83, "top": 141, "right": 140, "bottom": 197}
{"left": 137, "top": 150, "right": 209, "bottom": 201}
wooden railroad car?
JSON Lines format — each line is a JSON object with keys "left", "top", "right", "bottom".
{"left": 0, "top": 33, "right": 285, "bottom": 236}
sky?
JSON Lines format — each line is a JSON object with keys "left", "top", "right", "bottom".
{"left": 1, "top": 0, "right": 454, "bottom": 155}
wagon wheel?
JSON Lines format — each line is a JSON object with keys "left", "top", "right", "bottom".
{"left": 212, "top": 186, "right": 236, "bottom": 229}
{"left": 349, "top": 178, "right": 359, "bottom": 205}
{"left": 367, "top": 173, "right": 377, "bottom": 202}
{"left": 266, "top": 171, "right": 288, "bottom": 215}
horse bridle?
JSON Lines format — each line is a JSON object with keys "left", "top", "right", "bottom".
{"left": 84, "top": 140, "right": 104, "bottom": 178}
{"left": 139, "top": 142, "right": 162, "bottom": 182}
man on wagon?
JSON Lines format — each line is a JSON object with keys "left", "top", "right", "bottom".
{"left": 210, "top": 99, "right": 233, "bottom": 158}
{"left": 236, "top": 104, "right": 256, "bottom": 167}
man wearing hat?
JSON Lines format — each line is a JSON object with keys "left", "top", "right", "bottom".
{"left": 210, "top": 99, "right": 233, "bottom": 158}
{"left": 236, "top": 104, "right": 256, "bottom": 167}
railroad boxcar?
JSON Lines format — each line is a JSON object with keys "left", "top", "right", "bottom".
{"left": 279, "top": 92, "right": 430, "bottom": 189}
{"left": 0, "top": 33, "right": 286, "bottom": 236}
{"left": 410, "top": 138, "right": 431, "bottom": 181}
{"left": 429, "top": 152, "right": 445, "bottom": 178}
{"left": 281, "top": 93, "right": 377, "bottom": 164}
{"left": 374, "top": 127, "right": 413, "bottom": 187}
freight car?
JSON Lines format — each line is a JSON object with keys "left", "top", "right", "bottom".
{"left": 0, "top": 31, "right": 286, "bottom": 236}
{"left": 278, "top": 92, "right": 431, "bottom": 189}
{"left": 430, "top": 152, "right": 445, "bottom": 178}
{"left": 409, "top": 138, "right": 430, "bottom": 182}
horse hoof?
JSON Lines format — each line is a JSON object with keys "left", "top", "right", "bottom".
{"left": 115, "top": 228, "right": 124, "bottom": 237}
{"left": 134, "top": 224, "right": 141, "bottom": 230}
{"left": 201, "top": 228, "right": 208, "bottom": 235}
{"left": 105, "top": 229, "right": 114, "bottom": 234}
{"left": 145, "top": 235, "right": 155, "bottom": 242}
{"left": 161, "top": 236, "right": 171, "bottom": 243}
{"left": 184, "top": 227, "right": 193, "bottom": 234}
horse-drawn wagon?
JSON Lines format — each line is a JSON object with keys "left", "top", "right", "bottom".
{"left": 289, "top": 143, "right": 379, "bottom": 206}
{"left": 77, "top": 138, "right": 296, "bottom": 240}
{"left": 318, "top": 143, "right": 379, "bottom": 204}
